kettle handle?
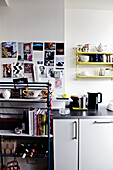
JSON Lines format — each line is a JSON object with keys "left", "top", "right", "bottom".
{"left": 98, "top": 92, "right": 102, "bottom": 103}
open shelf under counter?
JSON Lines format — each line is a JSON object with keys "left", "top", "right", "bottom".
{"left": 0, "top": 97, "right": 47, "bottom": 103}
{"left": 0, "top": 130, "right": 53, "bottom": 137}
{"left": 0, "top": 154, "right": 48, "bottom": 158}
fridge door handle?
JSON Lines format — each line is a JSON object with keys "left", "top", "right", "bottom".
{"left": 73, "top": 121, "right": 77, "bottom": 140}
{"left": 94, "top": 121, "right": 113, "bottom": 124}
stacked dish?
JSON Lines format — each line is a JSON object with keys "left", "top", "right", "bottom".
{"left": 80, "top": 55, "right": 89, "bottom": 62}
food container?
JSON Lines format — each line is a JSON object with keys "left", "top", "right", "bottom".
{"left": 105, "top": 68, "right": 110, "bottom": 76}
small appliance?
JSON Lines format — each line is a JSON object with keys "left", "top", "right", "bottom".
{"left": 88, "top": 92, "right": 102, "bottom": 110}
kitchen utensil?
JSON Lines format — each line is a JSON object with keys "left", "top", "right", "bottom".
{"left": 95, "top": 43, "right": 107, "bottom": 52}
{"left": 88, "top": 92, "right": 102, "bottom": 110}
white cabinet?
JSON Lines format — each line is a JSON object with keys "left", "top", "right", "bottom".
{"left": 79, "top": 119, "right": 113, "bottom": 170}
{"left": 53, "top": 119, "right": 78, "bottom": 170}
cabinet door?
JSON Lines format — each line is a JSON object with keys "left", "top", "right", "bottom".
{"left": 79, "top": 119, "right": 113, "bottom": 170}
{"left": 53, "top": 119, "right": 78, "bottom": 170}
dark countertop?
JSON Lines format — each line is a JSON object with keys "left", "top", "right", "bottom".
{"left": 52, "top": 106, "right": 113, "bottom": 119}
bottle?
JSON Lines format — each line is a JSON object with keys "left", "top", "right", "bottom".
{"left": 22, "top": 148, "right": 29, "bottom": 159}
{"left": 29, "top": 143, "right": 38, "bottom": 157}
{"left": 15, "top": 143, "right": 25, "bottom": 157}
{"left": 38, "top": 142, "right": 47, "bottom": 157}
{"left": 102, "top": 54, "right": 106, "bottom": 62}
{"left": 99, "top": 68, "right": 105, "bottom": 76}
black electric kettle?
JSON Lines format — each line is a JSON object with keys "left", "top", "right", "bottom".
{"left": 88, "top": 92, "right": 102, "bottom": 110}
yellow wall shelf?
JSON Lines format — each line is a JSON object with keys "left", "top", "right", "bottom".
{"left": 77, "top": 52, "right": 113, "bottom": 55}
{"left": 75, "top": 48, "right": 113, "bottom": 80}
{"left": 77, "top": 75, "right": 113, "bottom": 78}
{"left": 77, "top": 62, "right": 113, "bottom": 65}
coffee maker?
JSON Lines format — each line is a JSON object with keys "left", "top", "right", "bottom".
{"left": 88, "top": 92, "right": 102, "bottom": 110}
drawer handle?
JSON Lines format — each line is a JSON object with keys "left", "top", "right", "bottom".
{"left": 94, "top": 121, "right": 113, "bottom": 124}
{"left": 73, "top": 121, "right": 77, "bottom": 140}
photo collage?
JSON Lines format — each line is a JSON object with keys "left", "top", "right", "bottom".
{"left": 1, "top": 42, "right": 65, "bottom": 89}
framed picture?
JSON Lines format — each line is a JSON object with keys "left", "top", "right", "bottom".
{"left": 38, "top": 65, "right": 47, "bottom": 78}
{"left": 47, "top": 68, "right": 54, "bottom": 78}
{"left": 55, "top": 78, "right": 62, "bottom": 88}
{"left": 33, "top": 42, "right": 43, "bottom": 51}
{"left": 18, "top": 42, "right": 32, "bottom": 61}
{"left": 2, "top": 42, "right": 17, "bottom": 58}
{"left": 56, "top": 56, "right": 64, "bottom": 69}
{"left": 54, "top": 71, "right": 60, "bottom": 78}
{"left": 44, "top": 51, "right": 54, "bottom": 66}
{"left": 3, "top": 64, "right": 12, "bottom": 78}
{"left": 24, "top": 63, "right": 33, "bottom": 78}
{"left": 33, "top": 52, "right": 43, "bottom": 65}
{"left": 45, "top": 42, "right": 55, "bottom": 50}
{"left": 13, "top": 62, "right": 24, "bottom": 78}
{"left": 56, "top": 43, "right": 64, "bottom": 55}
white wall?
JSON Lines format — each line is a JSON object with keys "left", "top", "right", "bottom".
{"left": 0, "top": 0, "right": 64, "bottom": 41}
{"left": 0, "top": 0, "right": 64, "bottom": 169}
{"left": 65, "top": 9, "right": 113, "bottom": 105}
{"left": 0, "top": 0, "right": 65, "bottom": 95}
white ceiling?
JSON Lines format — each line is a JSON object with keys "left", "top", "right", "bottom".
{"left": 0, "top": 0, "right": 9, "bottom": 6}
{"left": 65, "top": 0, "right": 113, "bottom": 10}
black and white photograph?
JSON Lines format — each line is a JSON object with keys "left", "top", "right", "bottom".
{"left": 47, "top": 68, "right": 54, "bottom": 78}
{"left": 38, "top": 65, "right": 46, "bottom": 78}
{"left": 45, "top": 42, "right": 55, "bottom": 50}
{"left": 44, "top": 51, "right": 54, "bottom": 66}
{"left": 56, "top": 43, "right": 64, "bottom": 55}
{"left": 56, "top": 56, "right": 64, "bottom": 69}
{"left": 33, "top": 42, "right": 43, "bottom": 51}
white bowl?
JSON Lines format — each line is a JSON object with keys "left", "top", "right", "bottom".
{"left": 80, "top": 71, "right": 89, "bottom": 76}
{"left": 80, "top": 55, "right": 89, "bottom": 62}
{"left": 23, "top": 90, "right": 41, "bottom": 98}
